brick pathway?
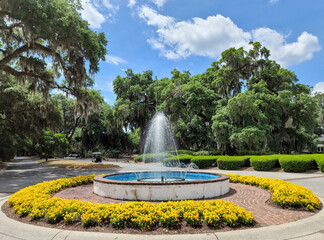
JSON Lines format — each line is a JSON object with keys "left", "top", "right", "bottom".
{"left": 54, "top": 183, "right": 315, "bottom": 227}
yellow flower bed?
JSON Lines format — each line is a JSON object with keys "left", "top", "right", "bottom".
{"left": 8, "top": 175, "right": 253, "bottom": 230}
{"left": 7, "top": 174, "right": 320, "bottom": 231}
{"left": 228, "top": 174, "right": 321, "bottom": 211}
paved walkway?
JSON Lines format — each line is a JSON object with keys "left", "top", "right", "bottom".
{"left": 0, "top": 157, "right": 324, "bottom": 240}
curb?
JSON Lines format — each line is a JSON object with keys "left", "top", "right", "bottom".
{"left": 1, "top": 196, "right": 324, "bottom": 240}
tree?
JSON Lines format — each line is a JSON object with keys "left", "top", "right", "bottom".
{"left": 36, "top": 130, "right": 69, "bottom": 161}
{"left": 0, "top": 0, "right": 107, "bottom": 116}
{"left": 0, "top": 73, "right": 62, "bottom": 161}
{"left": 113, "top": 69, "right": 156, "bottom": 152}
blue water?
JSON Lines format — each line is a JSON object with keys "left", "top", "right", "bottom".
{"left": 104, "top": 171, "right": 220, "bottom": 182}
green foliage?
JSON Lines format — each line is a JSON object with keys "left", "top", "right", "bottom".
{"left": 249, "top": 156, "right": 279, "bottom": 171}
{"left": 279, "top": 156, "right": 317, "bottom": 172}
{"left": 134, "top": 152, "right": 173, "bottom": 163}
{"left": 310, "top": 154, "right": 324, "bottom": 172}
{"left": 193, "top": 151, "right": 209, "bottom": 156}
{"left": 0, "top": 0, "right": 107, "bottom": 116}
{"left": 217, "top": 156, "right": 250, "bottom": 170}
{"left": 235, "top": 150, "right": 273, "bottom": 156}
{"left": 163, "top": 154, "right": 193, "bottom": 166}
{"left": 168, "top": 150, "right": 194, "bottom": 155}
{"left": 36, "top": 130, "right": 69, "bottom": 160}
{"left": 190, "top": 156, "right": 218, "bottom": 168}
{"left": 316, "top": 159, "right": 324, "bottom": 172}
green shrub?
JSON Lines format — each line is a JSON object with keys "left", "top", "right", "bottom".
{"left": 168, "top": 150, "right": 194, "bottom": 155}
{"left": 191, "top": 156, "right": 218, "bottom": 168}
{"left": 193, "top": 151, "right": 209, "bottom": 156}
{"left": 317, "top": 160, "right": 324, "bottom": 172}
{"left": 235, "top": 150, "right": 273, "bottom": 156}
{"left": 249, "top": 156, "right": 279, "bottom": 171}
{"left": 279, "top": 155, "right": 317, "bottom": 172}
{"left": 163, "top": 154, "right": 193, "bottom": 166}
{"left": 217, "top": 156, "right": 250, "bottom": 170}
{"left": 133, "top": 152, "right": 172, "bottom": 163}
{"left": 310, "top": 154, "right": 324, "bottom": 172}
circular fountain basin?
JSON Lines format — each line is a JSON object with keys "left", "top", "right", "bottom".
{"left": 94, "top": 171, "right": 229, "bottom": 201}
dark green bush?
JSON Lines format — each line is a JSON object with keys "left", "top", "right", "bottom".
{"left": 217, "top": 156, "right": 250, "bottom": 170}
{"left": 193, "top": 151, "right": 209, "bottom": 156}
{"left": 317, "top": 160, "right": 324, "bottom": 172}
{"left": 236, "top": 150, "right": 273, "bottom": 156}
{"left": 134, "top": 152, "right": 172, "bottom": 163}
{"left": 249, "top": 156, "right": 279, "bottom": 171}
{"left": 279, "top": 155, "right": 317, "bottom": 172}
{"left": 168, "top": 150, "right": 194, "bottom": 155}
{"left": 191, "top": 156, "right": 218, "bottom": 168}
{"left": 163, "top": 154, "right": 193, "bottom": 166}
{"left": 310, "top": 154, "right": 324, "bottom": 172}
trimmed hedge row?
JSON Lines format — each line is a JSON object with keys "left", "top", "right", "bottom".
{"left": 278, "top": 155, "right": 317, "bottom": 173}
{"left": 134, "top": 153, "right": 172, "bottom": 163}
{"left": 168, "top": 150, "right": 194, "bottom": 155}
{"left": 134, "top": 152, "right": 324, "bottom": 172}
{"left": 217, "top": 156, "right": 250, "bottom": 170}
{"left": 163, "top": 154, "right": 193, "bottom": 166}
{"left": 249, "top": 156, "right": 279, "bottom": 171}
{"left": 190, "top": 156, "right": 218, "bottom": 168}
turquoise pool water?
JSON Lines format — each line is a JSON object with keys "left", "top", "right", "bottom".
{"left": 104, "top": 171, "right": 220, "bottom": 182}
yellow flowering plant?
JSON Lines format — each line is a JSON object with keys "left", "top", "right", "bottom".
{"left": 7, "top": 174, "right": 320, "bottom": 231}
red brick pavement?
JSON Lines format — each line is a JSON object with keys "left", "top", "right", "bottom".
{"left": 54, "top": 183, "right": 316, "bottom": 227}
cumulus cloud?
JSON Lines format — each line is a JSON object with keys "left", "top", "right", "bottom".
{"left": 139, "top": 6, "right": 174, "bottom": 28}
{"left": 105, "top": 55, "right": 127, "bottom": 65}
{"left": 80, "top": 0, "right": 119, "bottom": 28}
{"left": 253, "top": 28, "right": 321, "bottom": 67}
{"left": 139, "top": 6, "right": 321, "bottom": 67}
{"left": 81, "top": 0, "right": 105, "bottom": 28}
{"left": 312, "top": 82, "right": 324, "bottom": 94}
{"left": 269, "top": 0, "right": 279, "bottom": 3}
{"left": 151, "top": 0, "right": 168, "bottom": 8}
{"left": 128, "top": 0, "right": 136, "bottom": 8}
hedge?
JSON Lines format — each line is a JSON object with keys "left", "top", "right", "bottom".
{"left": 168, "top": 150, "right": 194, "bottom": 155}
{"left": 278, "top": 155, "right": 317, "bottom": 172}
{"left": 217, "top": 156, "right": 250, "bottom": 170}
{"left": 249, "top": 156, "right": 279, "bottom": 171}
{"left": 310, "top": 154, "right": 324, "bottom": 172}
{"left": 190, "top": 156, "right": 218, "bottom": 169}
{"left": 163, "top": 154, "right": 193, "bottom": 166}
{"left": 193, "top": 151, "right": 209, "bottom": 156}
{"left": 134, "top": 152, "right": 172, "bottom": 163}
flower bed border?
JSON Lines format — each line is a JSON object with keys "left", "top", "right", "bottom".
{"left": 7, "top": 174, "right": 321, "bottom": 231}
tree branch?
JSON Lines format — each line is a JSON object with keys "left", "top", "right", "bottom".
{"left": 0, "top": 22, "right": 23, "bottom": 30}
{"left": 1, "top": 65, "right": 43, "bottom": 79}
{"left": 0, "top": 44, "right": 31, "bottom": 66}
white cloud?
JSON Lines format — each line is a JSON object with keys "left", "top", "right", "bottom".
{"left": 312, "top": 82, "right": 324, "bottom": 94}
{"left": 269, "top": 0, "right": 279, "bottom": 3}
{"left": 151, "top": 0, "right": 168, "bottom": 8}
{"left": 105, "top": 55, "right": 127, "bottom": 65}
{"left": 128, "top": 0, "right": 136, "bottom": 8}
{"left": 253, "top": 29, "right": 321, "bottom": 67}
{"left": 80, "top": 0, "right": 119, "bottom": 28}
{"left": 139, "top": 6, "right": 321, "bottom": 67}
{"left": 139, "top": 6, "right": 174, "bottom": 28}
{"left": 81, "top": 0, "right": 105, "bottom": 28}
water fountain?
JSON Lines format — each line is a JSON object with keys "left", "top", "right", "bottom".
{"left": 94, "top": 111, "right": 229, "bottom": 201}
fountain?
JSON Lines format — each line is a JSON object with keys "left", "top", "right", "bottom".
{"left": 94, "top": 111, "right": 229, "bottom": 201}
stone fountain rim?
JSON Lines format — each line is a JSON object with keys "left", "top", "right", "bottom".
{"left": 94, "top": 171, "right": 229, "bottom": 186}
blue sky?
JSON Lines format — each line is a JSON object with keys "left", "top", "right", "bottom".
{"left": 79, "top": 0, "right": 324, "bottom": 104}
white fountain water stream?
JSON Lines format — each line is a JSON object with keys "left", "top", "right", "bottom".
{"left": 137, "top": 111, "right": 185, "bottom": 181}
